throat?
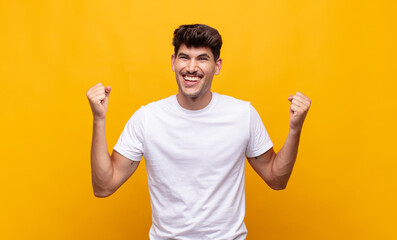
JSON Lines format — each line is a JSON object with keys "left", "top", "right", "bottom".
{"left": 176, "top": 91, "right": 213, "bottom": 110}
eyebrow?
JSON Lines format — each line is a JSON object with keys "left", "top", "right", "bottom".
{"left": 177, "top": 52, "right": 211, "bottom": 59}
{"left": 177, "top": 53, "right": 189, "bottom": 57}
{"left": 197, "top": 53, "right": 211, "bottom": 59}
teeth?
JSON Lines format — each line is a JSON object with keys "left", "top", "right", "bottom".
{"left": 184, "top": 76, "right": 201, "bottom": 81}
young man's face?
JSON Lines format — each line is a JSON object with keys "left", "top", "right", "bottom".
{"left": 171, "top": 44, "right": 222, "bottom": 100}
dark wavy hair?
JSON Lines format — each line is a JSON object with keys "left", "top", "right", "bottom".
{"left": 172, "top": 24, "right": 223, "bottom": 61}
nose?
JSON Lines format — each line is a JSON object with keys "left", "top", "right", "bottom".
{"left": 186, "top": 59, "right": 198, "bottom": 73}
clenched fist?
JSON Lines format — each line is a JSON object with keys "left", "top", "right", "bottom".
{"left": 86, "top": 83, "right": 112, "bottom": 121}
{"left": 288, "top": 92, "right": 311, "bottom": 132}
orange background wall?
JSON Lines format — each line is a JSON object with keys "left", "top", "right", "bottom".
{"left": 0, "top": 0, "right": 396, "bottom": 239}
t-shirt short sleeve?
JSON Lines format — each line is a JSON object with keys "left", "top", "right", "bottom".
{"left": 246, "top": 104, "right": 273, "bottom": 158}
{"left": 113, "top": 107, "right": 145, "bottom": 161}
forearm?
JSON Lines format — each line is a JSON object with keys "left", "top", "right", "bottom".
{"left": 271, "top": 128, "right": 301, "bottom": 188}
{"left": 91, "top": 119, "right": 114, "bottom": 195}
{"left": 249, "top": 92, "right": 310, "bottom": 190}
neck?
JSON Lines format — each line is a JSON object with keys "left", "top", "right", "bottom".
{"left": 176, "top": 91, "right": 213, "bottom": 110}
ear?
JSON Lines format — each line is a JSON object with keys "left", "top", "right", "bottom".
{"left": 214, "top": 58, "right": 222, "bottom": 75}
{"left": 171, "top": 54, "right": 176, "bottom": 72}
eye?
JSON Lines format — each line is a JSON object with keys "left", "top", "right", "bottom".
{"left": 199, "top": 57, "right": 209, "bottom": 61}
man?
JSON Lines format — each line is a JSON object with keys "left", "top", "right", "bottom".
{"left": 86, "top": 24, "right": 311, "bottom": 239}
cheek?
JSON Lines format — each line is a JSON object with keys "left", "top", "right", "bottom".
{"left": 174, "top": 63, "right": 185, "bottom": 72}
{"left": 203, "top": 67, "right": 216, "bottom": 76}
{"left": 200, "top": 65, "right": 211, "bottom": 73}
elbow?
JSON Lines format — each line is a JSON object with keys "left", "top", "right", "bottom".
{"left": 270, "top": 183, "right": 287, "bottom": 191}
{"left": 93, "top": 185, "right": 115, "bottom": 198}
{"left": 268, "top": 171, "right": 291, "bottom": 191}
{"left": 93, "top": 190, "right": 113, "bottom": 198}
{"left": 92, "top": 175, "right": 118, "bottom": 197}
{"left": 267, "top": 178, "right": 288, "bottom": 191}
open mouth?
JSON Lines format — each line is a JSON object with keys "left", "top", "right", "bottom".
{"left": 183, "top": 76, "right": 201, "bottom": 81}
{"left": 182, "top": 74, "right": 203, "bottom": 86}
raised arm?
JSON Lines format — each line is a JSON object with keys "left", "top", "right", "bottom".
{"left": 247, "top": 92, "right": 311, "bottom": 190}
{"left": 87, "top": 83, "right": 140, "bottom": 197}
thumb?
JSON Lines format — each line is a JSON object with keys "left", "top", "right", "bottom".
{"left": 288, "top": 95, "right": 293, "bottom": 102}
{"left": 105, "top": 86, "right": 111, "bottom": 96}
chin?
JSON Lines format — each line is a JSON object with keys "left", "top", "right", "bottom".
{"left": 181, "top": 90, "right": 202, "bottom": 98}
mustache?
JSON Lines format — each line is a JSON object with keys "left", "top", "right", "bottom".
{"left": 181, "top": 71, "right": 204, "bottom": 78}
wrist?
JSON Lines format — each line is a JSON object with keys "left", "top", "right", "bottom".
{"left": 93, "top": 117, "right": 106, "bottom": 125}
{"left": 288, "top": 126, "right": 302, "bottom": 136}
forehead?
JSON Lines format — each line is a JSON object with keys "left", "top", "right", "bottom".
{"left": 177, "top": 44, "right": 214, "bottom": 58}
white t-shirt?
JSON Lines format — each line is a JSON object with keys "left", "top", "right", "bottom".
{"left": 114, "top": 92, "right": 273, "bottom": 240}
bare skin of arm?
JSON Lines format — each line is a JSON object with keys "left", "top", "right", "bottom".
{"left": 247, "top": 92, "right": 311, "bottom": 190}
{"left": 87, "top": 83, "right": 140, "bottom": 197}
